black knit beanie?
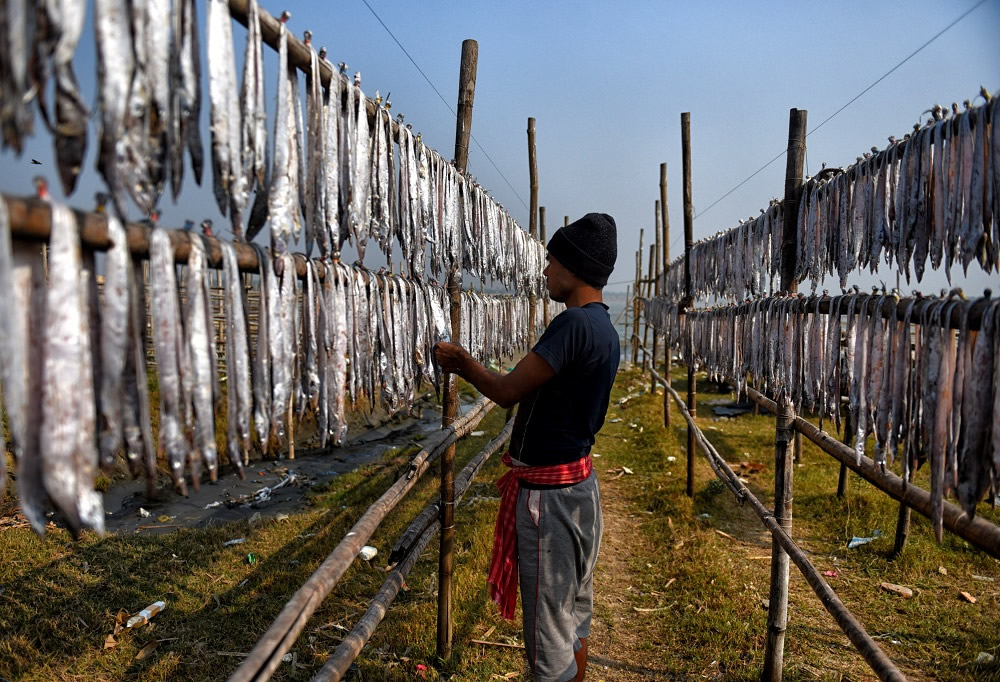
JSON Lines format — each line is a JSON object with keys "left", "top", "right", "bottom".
{"left": 546, "top": 212, "right": 617, "bottom": 287}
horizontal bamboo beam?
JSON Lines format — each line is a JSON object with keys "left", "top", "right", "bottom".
{"left": 744, "top": 386, "right": 1000, "bottom": 559}
{"left": 661, "top": 376, "right": 906, "bottom": 682}
{"left": 3, "top": 193, "right": 318, "bottom": 278}
{"left": 228, "top": 397, "right": 496, "bottom": 682}
{"left": 314, "top": 418, "right": 514, "bottom": 681}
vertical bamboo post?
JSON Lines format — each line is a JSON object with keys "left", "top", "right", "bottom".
{"left": 564, "top": 216, "right": 569, "bottom": 227}
{"left": 681, "top": 112, "right": 695, "bottom": 499}
{"left": 540, "top": 206, "right": 550, "bottom": 327}
{"left": 837, "top": 412, "right": 853, "bottom": 498}
{"left": 650, "top": 200, "right": 660, "bottom": 394}
{"left": 642, "top": 244, "right": 654, "bottom": 370}
{"left": 632, "top": 229, "right": 643, "bottom": 365}
{"left": 437, "top": 37, "right": 477, "bottom": 663}
{"left": 763, "top": 399, "right": 796, "bottom": 681}
{"left": 892, "top": 466, "right": 915, "bottom": 556}
{"left": 779, "top": 108, "right": 808, "bottom": 294}
{"left": 763, "top": 106, "right": 807, "bottom": 682}
{"left": 660, "top": 163, "right": 671, "bottom": 427}
{"left": 623, "top": 284, "right": 631, "bottom": 352}
{"left": 527, "top": 117, "right": 539, "bottom": 347}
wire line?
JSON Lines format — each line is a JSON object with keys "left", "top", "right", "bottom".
{"left": 692, "top": 0, "right": 987, "bottom": 223}
{"left": 360, "top": 0, "right": 531, "bottom": 213}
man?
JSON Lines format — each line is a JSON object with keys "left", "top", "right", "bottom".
{"left": 434, "top": 212, "right": 620, "bottom": 682}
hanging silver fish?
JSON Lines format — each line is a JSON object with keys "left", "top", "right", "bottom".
{"left": 97, "top": 213, "right": 129, "bottom": 473}
{"left": 268, "top": 12, "right": 298, "bottom": 270}
{"left": 150, "top": 229, "right": 190, "bottom": 495}
{"left": 40, "top": 201, "right": 104, "bottom": 536}
{"left": 0, "top": 0, "right": 34, "bottom": 154}
{"left": 207, "top": 0, "right": 244, "bottom": 233}
{"left": 221, "top": 241, "right": 249, "bottom": 476}
{"left": 169, "top": 0, "right": 205, "bottom": 201}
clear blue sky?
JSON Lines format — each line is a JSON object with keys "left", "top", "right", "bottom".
{"left": 2, "top": 0, "right": 998, "bottom": 294}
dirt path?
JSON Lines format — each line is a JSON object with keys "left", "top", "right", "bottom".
{"left": 588, "top": 475, "right": 680, "bottom": 681}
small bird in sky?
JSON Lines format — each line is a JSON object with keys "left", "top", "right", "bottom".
{"left": 30, "top": 159, "right": 41, "bottom": 165}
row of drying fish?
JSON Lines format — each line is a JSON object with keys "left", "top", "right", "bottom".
{"left": 0, "top": 0, "right": 207, "bottom": 212}
{"left": 0, "top": 0, "right": 547, "bottom": 295}
{"left": 262, "top": 16, "right": 547, "bottom": 295}
{"left": 792, "top": 96, "right": 998, "bottom": 288}
{"left": 660, "top": 95, "right": 999, "bottom": 303}
{"left": 0, "top": 196, "right": 542, "bottom": 536}
{"left": 646, "top": 290, "right": 1000, "bottom": 539}
{"left": 458, "top": 289, "right": 562, "bottom": 367}
{"left": 660, "top": 201, "right": 783, "bottom": 303}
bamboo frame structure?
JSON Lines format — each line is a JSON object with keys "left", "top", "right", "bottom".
{"left": 228, "top": 399, "right": 495, "bottom": 681}
{"left": 648, "top": 364, "right": 906, "bottom": 682}
{"left": 311, "top": 419, "right": 514, "bottom": 681}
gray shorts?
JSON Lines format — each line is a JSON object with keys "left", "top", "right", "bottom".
{"left": 516, "top": 470, "right": 603, "bottom": 682}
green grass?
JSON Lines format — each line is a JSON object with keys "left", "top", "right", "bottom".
{"left": 1, "top": 369, "right": 999, "bottom": 681}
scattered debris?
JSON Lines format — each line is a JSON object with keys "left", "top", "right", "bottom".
{"left": 714, "top": 530, "right": 736, "bottom": 541}
{"left": 880, "top": 582, "right": 913, "bottom": 598}
{"left": 971, "top": 575, "right": 995, "bottom": 582}
{"left": 633, "top": 605, "right": 672, "bottom": 613}
{"left": 249, "top": 512, "right": 262, "bottom": 525}
{"left": 608, "top": 418, "right": 622, "bottom": 423}
{"left": 247, "top": 554, "right": 257, "bottom": 565}
{"left": 276, "top": 513, "right": 290, "bottom": 522}
{"left": 135, "top": 640, "right": 158, "bottom": 661}
{"left": 104, "top": 634, "right": 117, "bottom": 650}
{"left": 224, "top": 538, "right": 247, "bottom": 546}
{"left": 739, "top": 461, "right": 765, "bottom": 474}
{"left": 138, "top": 508, "right": 151, "bottom": 518}
{"left": 938, "top": 566, "right": 948, "bottom": 575}
{"left": 471, "top": 639, "right": 524, "bottom": 649}
{"left": 822, "top": 570, "right": 839, "bottom": 578}
{"left": 976, "top": 652, "right": 995, "bottom": 664}
{"left": 127, "top": 601, "right": 166, "bottom": 628}
{"left": 847, "top": 530, "right": 883, "bottom": 549}
{"left": 667, "top": 456, "right": 676, "bottom": 463}
{"left": 225, "top": 473, "right": 299, "bottom": 508}
{"left": 470, "top": 431, "right": 485, "bottom": 437}
{"left": 699, "top": 513, "right": 712, "bottom": 520}
{"left": 204, "top": 501, "right": 223, "bottom": 509}
{"left": 359, "top": 546, "right": 378, "bottom": 561}
{"left": 959, "top": 591, "right": 977, "bottom": 604}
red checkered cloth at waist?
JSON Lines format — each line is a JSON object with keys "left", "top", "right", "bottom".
{"left": 487, "top": 451, "right": 593, "bottom": 619}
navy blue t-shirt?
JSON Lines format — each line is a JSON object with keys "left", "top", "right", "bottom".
{"left": 509, "top": 302, "right": 620, "bottom": 466}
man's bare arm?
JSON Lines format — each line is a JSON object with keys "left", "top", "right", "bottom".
{"left": 433, "top": 342, "right": 555, "bottom": 408}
